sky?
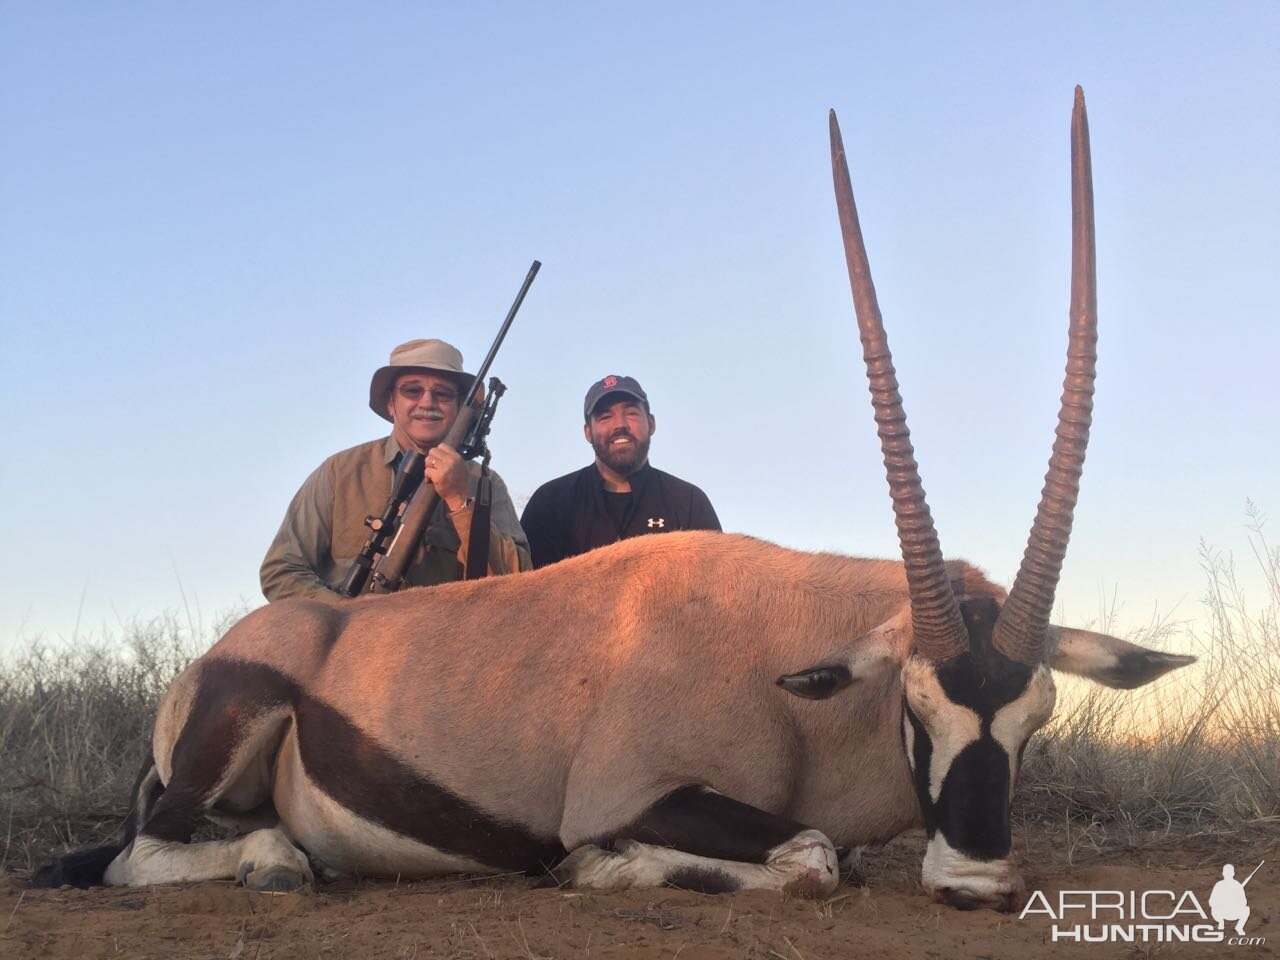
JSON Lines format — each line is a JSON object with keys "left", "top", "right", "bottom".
{"left": 1, "top": 2, "right": 1276, "bottom": 653}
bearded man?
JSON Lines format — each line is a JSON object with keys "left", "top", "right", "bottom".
{"left": 261, "top": 338, "right": 530, "bottom": 602}
{"left": 519, "top": 375, "right": 720, "bottom": 569}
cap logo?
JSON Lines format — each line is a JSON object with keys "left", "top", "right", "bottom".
{"left": 602, "top": 375, "right": 618, "bottom": 388}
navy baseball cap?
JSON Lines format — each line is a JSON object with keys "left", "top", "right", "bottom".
{"left": 583, "top": 375, "right": 649, "bottom": 420}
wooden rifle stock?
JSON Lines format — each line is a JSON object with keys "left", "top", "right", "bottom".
{"left": 364, "top": 401, "right": 479, "bottom": 594}
{"left": 333, "top": 450, "right": 425, "bottom": 597}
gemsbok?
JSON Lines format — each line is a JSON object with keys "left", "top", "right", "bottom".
{"left": 34, "top": 87, "right": 1193, "bottom": 910}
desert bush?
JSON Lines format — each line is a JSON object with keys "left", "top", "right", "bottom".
{"left": 0, "top": 611, "right": 232, "bottom": 872}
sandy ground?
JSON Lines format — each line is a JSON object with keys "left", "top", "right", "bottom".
{"left": 4, "top": 833, "right": 1277, "bottom": 960}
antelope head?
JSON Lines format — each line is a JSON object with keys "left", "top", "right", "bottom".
{"left": 829, "top": 88, "right": 1194, "bottom": 910}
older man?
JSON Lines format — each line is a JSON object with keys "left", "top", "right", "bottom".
{"left": 520, "top": 374, "right": 720, "bottom": 568}
{"left": 261, "top": 338, "right": 530, "bottom": 602}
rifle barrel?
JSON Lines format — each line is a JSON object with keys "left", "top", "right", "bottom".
{"left": 463, "top": 260, "right": 540, "bottom": 408}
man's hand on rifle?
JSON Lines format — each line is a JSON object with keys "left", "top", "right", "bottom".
{"left": 425, "top": 443, "right": 470, "bottom": 512}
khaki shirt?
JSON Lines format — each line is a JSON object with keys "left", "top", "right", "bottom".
{"left": 261, "top": 436, "right": 530, "bottom": 604}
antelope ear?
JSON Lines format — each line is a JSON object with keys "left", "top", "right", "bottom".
{"left": 1047, "top": 626, "right": 1197, "bottom": 689}
{"left": 776, "top": 665, "right": 854, "bottom": 700}
{"left": 779, "top": 612, "right": 907, "bottom": 700}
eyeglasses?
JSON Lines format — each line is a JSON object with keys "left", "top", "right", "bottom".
{"left": 396, "top": 383, "right": 459, "bottom": 405}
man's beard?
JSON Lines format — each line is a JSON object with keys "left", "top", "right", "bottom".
{"left": 593, "top": 431, "right": 650, "bottom": 476}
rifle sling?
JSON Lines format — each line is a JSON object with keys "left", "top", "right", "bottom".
{"left": 465, "top": 466, "right": 493, "bottom": 580}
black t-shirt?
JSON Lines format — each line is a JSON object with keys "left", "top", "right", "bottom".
{"left": 520, "top": 463, "right": 721, "bottom": 569}
{"left": 602, "top": 491, "right": 633, "bottom": 530}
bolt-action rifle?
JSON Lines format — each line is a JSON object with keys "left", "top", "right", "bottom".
{"left": 335, "top": 260, "right": 540, "bottom": 597}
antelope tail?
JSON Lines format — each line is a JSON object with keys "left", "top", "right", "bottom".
{"left": 30, "top": 752, "right": 163, "bottom": 889}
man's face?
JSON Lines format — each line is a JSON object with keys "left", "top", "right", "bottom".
{"left": 386, "top": 372, "right": 461, "bottom": 452}
{"left": 584, "top": 397, "right": 655, "bottom": 476}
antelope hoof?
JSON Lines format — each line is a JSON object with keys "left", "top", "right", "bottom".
{"left": 242, "top": 863, "right": 310, "bottom": 892}
{"left": 774, "top": 829, "right": 840, "bottom": 898}
{"left": 548, "top": 844, "right": 616, "bottom": 888}
{"left": 235, "top": 836, "right": 314, "bottom": 892}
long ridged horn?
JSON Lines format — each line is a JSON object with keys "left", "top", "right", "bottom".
{"left": 993, "top": 86, "right": 1098, "bottom": 666}
{"left": 830, "top": 109, "right": 968, "bottom": 662}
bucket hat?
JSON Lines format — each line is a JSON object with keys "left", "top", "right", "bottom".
{"left": 369, "top": 339, "right": 474, "bottom": 421}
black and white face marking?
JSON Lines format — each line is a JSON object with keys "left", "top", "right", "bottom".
{"left": 900, "top": 598, "right": 1056, "bottom": 910}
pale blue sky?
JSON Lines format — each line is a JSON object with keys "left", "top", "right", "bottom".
{"left": 1, "top": 2, "right": 1276, "bottom": 650}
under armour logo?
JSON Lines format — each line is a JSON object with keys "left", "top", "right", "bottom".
{"left": 647, "top": 517, "right": 665, "bottom": 528}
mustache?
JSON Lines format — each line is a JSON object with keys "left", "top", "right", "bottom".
{"left": 410, "top": 409, "right": 446, "bottom": 421}
{"left": 606, "top": 430, "right": 635, "bottom": 442}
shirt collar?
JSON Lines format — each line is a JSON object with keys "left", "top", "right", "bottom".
{"left": 592, "top": 460, "right": 651, "bottom": 491}
{"left": 382, "top": 434, "right": 403, "bottom": 466}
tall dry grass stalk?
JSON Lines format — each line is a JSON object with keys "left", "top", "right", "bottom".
{"left": 1018, "top": 503, "right": 1280, "bottom": 853}
{"left": 3, "top": 513, "right": 1277, "bottom": 876}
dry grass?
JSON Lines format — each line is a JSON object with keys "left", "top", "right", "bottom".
{"left": 0, "top": 612, "right": 232, "bottom": 872}
{"left": 1017, "top": 503, "right": 1280, "bottom": 852}
{"left": 3, "top": 510, "right": 1277, "bottom": 877}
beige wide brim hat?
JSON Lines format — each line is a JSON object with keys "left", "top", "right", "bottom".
{"left": 369, "top": 338, "right": 475, "bottom": 422}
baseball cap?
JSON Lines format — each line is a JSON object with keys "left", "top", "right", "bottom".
{"left": 583, "top": 374, "right": 649, "bottom": 421}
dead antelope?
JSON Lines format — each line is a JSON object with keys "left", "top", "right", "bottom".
{"left": 34, "top": 87, "right": 1192, "bottom": 910}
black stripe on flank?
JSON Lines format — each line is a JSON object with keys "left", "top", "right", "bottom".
{"left": 192, "top": 660, "right": 564, "bottom": 874}
{"left": 142, "top": 661, "right": 286, "bottom": 843}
